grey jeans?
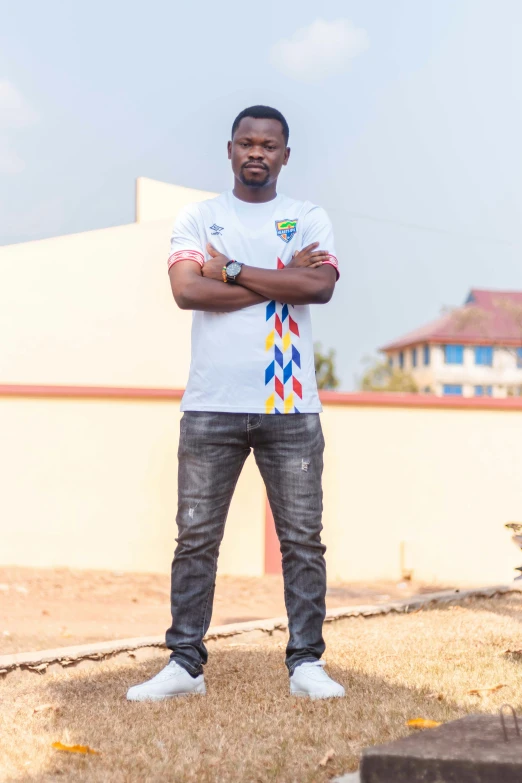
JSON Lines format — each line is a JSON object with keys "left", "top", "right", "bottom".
{"left": 165, "top": 412, "right": 327, "bottom": 676}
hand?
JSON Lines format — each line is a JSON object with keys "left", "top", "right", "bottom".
{"left": 202, "top": 243, "right": 230, "bottom": 281}
{"left": 286, "top": 242, "right": 330, "bottom": 269}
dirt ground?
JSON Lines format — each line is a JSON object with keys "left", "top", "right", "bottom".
{"left": 0, "top": 566, "right": 455, "bottom": 655}
{"left": 2, "top": 593, "right": 522, "bottom": 783}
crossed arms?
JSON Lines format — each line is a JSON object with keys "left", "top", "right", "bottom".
{"left": 168, "top": 243, "right": 337, "bottom": 313}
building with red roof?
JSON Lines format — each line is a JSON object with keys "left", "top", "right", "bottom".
{"left": 381, "top": 289, "right": 522, "bottom": 398}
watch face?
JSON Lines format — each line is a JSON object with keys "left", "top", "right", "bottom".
{"left": 228, "top": 262, "right": 241, "bottom": 276}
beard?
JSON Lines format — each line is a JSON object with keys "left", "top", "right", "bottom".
{"left": 239, "top": 167, "right": 270, "bottom": 188}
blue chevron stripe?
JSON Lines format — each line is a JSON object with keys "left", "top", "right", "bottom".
{"left": 265, "top": 361, "right": 275, "bottom": 385}
{"left": 292, "top": 345, "right": 301, "bottom": 368}
{"left": 283, "top": 361, "right": 293, "bottom": 384}
{"left": 266, "top": 300, "right": 276, "bottom": 320}
{"left": 281, "top": 304, "right": 289, "bottom": 322}
{"left": 275, "top": 345, "right": 283, "bottom": 368}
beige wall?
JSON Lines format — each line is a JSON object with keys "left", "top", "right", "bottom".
{"left": 1, "top": 178, "right": 217, "bottom": 389}
{"left": 321, "top": 402, "right": 522, "bottom": 585}
{"left": 1, "top": 392, "right": 521, "bottom": 586}
{"left": 136, "top": 178, "right": 217, "bottom": 223}
{"left": 0, "top": 219, "right": 193, "bottom": 388}
{"left": 3, "top": 177, "right": 521, "bottom": 587}
{"left": 1, "top": 176, "right": 266, "bottom": 577}
{"left": 0, "top": 395, "right": 265, "bottom": 577}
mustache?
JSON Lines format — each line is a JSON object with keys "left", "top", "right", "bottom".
{"left": 242, "top": 162, "right": 268, "bottom": 171}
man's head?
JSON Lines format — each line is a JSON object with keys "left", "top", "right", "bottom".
{"left": 228, "top": 105, "right": 290, "bottom": 190}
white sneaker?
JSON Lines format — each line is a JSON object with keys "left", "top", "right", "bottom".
{"left": 290, "top": 661, "right": 345, "bottom": 700}
{"left": 126, "top": 660, "right": 206, "bottom": 702}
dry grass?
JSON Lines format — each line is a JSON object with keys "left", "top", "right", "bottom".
{"left": 3, "top": 594, "right": 522, "bottom": 782}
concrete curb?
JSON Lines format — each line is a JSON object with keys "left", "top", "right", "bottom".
{"left": 1, "top": 584, "right": 519, "bottom": 677}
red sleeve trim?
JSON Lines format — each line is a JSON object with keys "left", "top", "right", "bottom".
{"left": 167, "top": 250, "right": 205, "bottom": 271}
{"left": 322, "top": 254, "right": 340, "bottom": 280}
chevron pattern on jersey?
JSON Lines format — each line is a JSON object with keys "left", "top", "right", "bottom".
{"left": 265, "top": 258, "right": 302, "bottom": 414}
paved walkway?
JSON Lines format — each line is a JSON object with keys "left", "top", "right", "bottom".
{"left": 0, "top": 564, "right": 458, "bottom": 654}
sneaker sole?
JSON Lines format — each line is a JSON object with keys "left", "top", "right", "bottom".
{"left": 126, "top": 682, "right": 206, "bottom": 702}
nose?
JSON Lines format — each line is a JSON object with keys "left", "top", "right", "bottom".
{"left": 248, "top": 146, "right": 265, "bottom": 160}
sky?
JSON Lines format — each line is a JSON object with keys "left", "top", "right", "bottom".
{"left": 1, "top": 0, "right": 521, "bottom": 388}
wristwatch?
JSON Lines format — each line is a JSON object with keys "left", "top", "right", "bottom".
{"left": 222, "top": 260, "right": 244, "bottom": 284}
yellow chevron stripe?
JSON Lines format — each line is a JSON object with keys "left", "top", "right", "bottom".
{"left": 282, "top": 332, "right": 291, "bottom": 352}
{"left": 284, "top": 392, "right": 294, "bottom": 414}
{"left": 265, "top": 393, "right": 275, "bottom": 414}
{"left": 265, "top": 330, "right": 275, "bottom": 351}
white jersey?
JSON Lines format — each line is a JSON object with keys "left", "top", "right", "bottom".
{"left": 168, "top": 190, "right": 339, "bottom": 414}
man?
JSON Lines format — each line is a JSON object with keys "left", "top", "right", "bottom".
{"left": 127, "top": 105, "right": 344, "bottom": 702}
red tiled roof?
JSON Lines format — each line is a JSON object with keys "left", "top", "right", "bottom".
{"left": 381, "top": 289, "right": 522, "bottom": 351}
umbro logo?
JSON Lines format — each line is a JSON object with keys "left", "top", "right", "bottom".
{"left": 210, "top": 224, "right": 224, "bottom": 236}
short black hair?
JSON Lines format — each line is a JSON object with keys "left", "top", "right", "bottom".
{"left": 231, "top": 105, "right": 289, "bottom": 145}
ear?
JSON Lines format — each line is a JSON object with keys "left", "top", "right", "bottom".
{"left": 283, "top": 146, "right": 291, "bottom": 166}
{"left": 227, "top": 140, "right": 232, "bottom": 160}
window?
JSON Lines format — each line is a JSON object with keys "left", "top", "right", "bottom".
{"left": 517, "top": 348, "right": 522, "bottom": 369}
{"left": 423, "top": 386, "right": 431, "bottom": 394}
{"left": 443, "top": 384, "right": 463, "bottom": 396}
{"left": 475, "top": 385, "right": 493, "bottom": 397}
{"left": 399, "top": 351, "right": 404, "bottom": 369}
{"left": 474, "top": 346, "right": 493, "bottom": 366}
{"left": 411, "top": 347, "right": 417, "bottom": 368}
{"left": 423, "top": 345, "right": 430, "bottom": 366}
{"left": 444, "top": 345, "right": 464, "bottom": 364}
{"left": 388, "top": 355, "right": 393, "bottom": 368}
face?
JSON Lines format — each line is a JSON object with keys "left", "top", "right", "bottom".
{"left": 228, "top": 117, "right": 290, "bottom": 188}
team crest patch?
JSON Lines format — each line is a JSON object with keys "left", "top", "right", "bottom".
{"left": 275, "top": 219, "right": 297, "bottom": 243}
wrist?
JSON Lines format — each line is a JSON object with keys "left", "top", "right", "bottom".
{"left": 223, "top": 259, "right": 244, "bottom": 284}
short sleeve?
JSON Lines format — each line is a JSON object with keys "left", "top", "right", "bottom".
{"left": 167, "top": 205, "right": 205, "bottom": 272}
{"left": 301, "top": 206, "right": 339, "bottom": 280}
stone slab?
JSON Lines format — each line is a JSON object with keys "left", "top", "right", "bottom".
{"left": 361, "top": 714, "right": 522, "bottom": 783}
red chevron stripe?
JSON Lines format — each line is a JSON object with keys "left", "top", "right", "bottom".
{"left": 289, "top": 316, "right": 299, "bottom": 336}
{"left": 277, "top": 257, "right": 285, "bottom": 269}
{"left": 275, "top": 377, "right": 284, "bottom": 399}
{"left": 293, "top": 377, "right": 302, "bottom": 398}
{"left": 275, "top": 314, "right": 283, "bottom": 337}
